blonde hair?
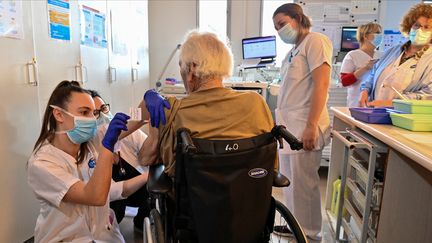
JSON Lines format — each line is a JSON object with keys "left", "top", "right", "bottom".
{"left": 356, "top": 22, "right": 382, "bottom": 44}
{"left": 400, "top": 3, "right": 432, "bottom": 35}
{"left": 179, "top": 30, "right": 233, "bottom": 81}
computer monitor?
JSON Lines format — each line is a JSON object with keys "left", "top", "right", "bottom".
{"left": 242, "top": 36, "right": 277, "bottom": 60}
{"left": 340, "top": 27, "right": 360, "bottom": 52}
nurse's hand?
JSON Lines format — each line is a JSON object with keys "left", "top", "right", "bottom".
{"left": 358, "top": 90, "right": 369, "bottom": 107}
{"left": 364, "top": 59, "right": 377, "bottom": 70}
{"left": 144, "top": 89, "right": 171, "bottom": 128}
{"left": 102, "top": 113, "right": 130, "bottom": 152}
{"left": 367, "top": 99, "right": 392, "bottom": 107}
{"left": 301, "top": 125, "right": 318, "bottom": 151}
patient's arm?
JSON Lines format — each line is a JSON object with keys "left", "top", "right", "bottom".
{"left": 138, "top": 124, "right": 159, "bottom": 166}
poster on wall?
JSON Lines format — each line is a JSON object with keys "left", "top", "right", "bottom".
{"left": 110, "top": 9, "right": 128, "bottom": 56}
{"left": 0, "top": 0, "right": 23, "bottom": 39}
{"left": 47, "top": 0, "right": 70, "bottom": 41}
{"left": 80, "top": 4, "right": 107, "bottom": 48}
{"left": 383, "top": 30, "right": 408, "bottom": 52}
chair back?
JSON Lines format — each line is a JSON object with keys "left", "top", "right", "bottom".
{"left": 174, "top": 129, "right": 277, "bottom": 243}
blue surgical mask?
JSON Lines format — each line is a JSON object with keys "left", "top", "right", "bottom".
{"left": 409, "top": 28, "right": 432, "bottom": 46}
{"left": 97, "top": 111, "right": 114, "bottom": 126}
{"left": 371, "top": 34, "right": 383, "bottom": 48}
{"left": 51, "top": 105, "right": 97, "bottom": 144}
{"left": 278, "top": 23, "right": 298, "bottom": 44}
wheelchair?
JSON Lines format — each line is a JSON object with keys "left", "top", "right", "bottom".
{"left": 143, "top": 125, "right": 308, "bottom": 243}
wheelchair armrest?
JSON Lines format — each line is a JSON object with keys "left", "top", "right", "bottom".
{"left": 273, "top": 171, "right": 290, "bottom": 187}
{"left": 147, "top": 164, "right": 173, "bottom": 194}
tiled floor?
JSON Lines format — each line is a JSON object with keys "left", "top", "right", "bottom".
{"left": 119, "top": 167, "right": 336, "bottom": 243}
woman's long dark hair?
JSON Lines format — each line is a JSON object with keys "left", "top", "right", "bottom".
{"left": 33, "top": 80, "right": 91, "bottom": 164}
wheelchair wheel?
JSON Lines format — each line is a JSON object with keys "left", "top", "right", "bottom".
{"left": 150, "top": 209, "right": 165, "bottom": 243}
{"left": 272, "top": 200, "right": 307, "bottom": 243}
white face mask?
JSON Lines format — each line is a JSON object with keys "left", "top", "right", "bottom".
{"left": 409, "top": 28, "right": 432, "bottom": 46}
{"left": 277, "top": 23, "right": 298, "bottom": 44}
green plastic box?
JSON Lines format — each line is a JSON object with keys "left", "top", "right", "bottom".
{"left": 392, "top": 99, "right": 432, "bottom": 114}
{"left": 389, "top": 113, "right": 432, "bottom": 131}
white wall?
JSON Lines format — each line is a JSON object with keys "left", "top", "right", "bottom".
{"left": 229, "top": 0, "right": 261, "bottom": 71}
{"left": 380, "top": 0, "right": 421, "bottom": 31}
{"left": 148, "top": 0, "right": 197, "bottom": 87}
{"left": 147, "top": 0, "right": 427, "bottom": 87}
{"left": 148, "top": 0, "right": 263, "bottom": 87}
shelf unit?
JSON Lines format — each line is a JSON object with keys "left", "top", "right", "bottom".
{"left": 331, "top": 129, "right": 387, "bottom": 243}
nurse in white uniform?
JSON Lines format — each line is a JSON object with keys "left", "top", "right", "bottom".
{"left": 359, "top": 3, "right": 432, "bottom": 107}
{"left": 27, "top": 81, "right": 129, "bottom": 243}
{"left": 340, "top": 22, "right": 382, "bottom": 107}
{"left": 272, "top": 3, "right": 333, "bottom": 242}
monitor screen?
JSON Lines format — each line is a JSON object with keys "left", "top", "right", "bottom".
{"left": 341, "top": 27, "right": 360, "bottom": 52}
{"left": 242, "top": 36, "right": 277, "bottom": 59}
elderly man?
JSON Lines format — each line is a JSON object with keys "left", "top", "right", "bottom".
{"left": 142, "top": 30, "right": 275, "bottom": 176}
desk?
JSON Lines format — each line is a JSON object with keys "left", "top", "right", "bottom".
{"left": 326, "top": 107, "right": 432, "bottom": 242}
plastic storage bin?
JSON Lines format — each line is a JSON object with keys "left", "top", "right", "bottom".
{"left": 392, "top": 100, "right": 432, "bottom": 114}
{"left": 349, "top": 108, "right": 392, "bottom": 124}
{"left": 389, "top": 113, "right": 432, "bottom": 131}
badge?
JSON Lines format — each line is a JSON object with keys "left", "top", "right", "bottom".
{"left": 88, "top": 158, "right": 96, "bottom": 168}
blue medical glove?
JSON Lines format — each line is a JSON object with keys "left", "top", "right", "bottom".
{"left": 144, "top": 89, "right": 171, "bottom": 128}
{"left": 102, "top": 113, "right": 130, "bottom": 152}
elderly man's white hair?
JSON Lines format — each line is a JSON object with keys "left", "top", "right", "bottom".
{"left": 179, "top": 30, "right": 233, "bottom": 81}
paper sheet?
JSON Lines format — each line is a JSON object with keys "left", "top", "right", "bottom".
{"left": 303, "top": 3, "right": 324, "bottom": 22}
{"left": 80, "top": 5, "right": 107, "bottom": 48}
{"left": 47, "top": 0, "right": 71, "bottom": 41}
{"left": 312, "top": 24, "right": 342, "bottom": 52}
{"left": 382, "top": 29, "right": 408, "bottom": 52}
{"left": 0, "top": 0, "right": 23, "bottom": 39}
{"left": 350, "top": 0, "right": 379, "bottom": 14}
{"left": 323, "top": 4, "right": 350, "bottom": 23}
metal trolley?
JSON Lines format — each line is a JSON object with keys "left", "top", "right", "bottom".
{"left": 332, "top": 129, "right": 388, "bottom": 243}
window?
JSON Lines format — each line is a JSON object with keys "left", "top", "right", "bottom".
{"left": 423, "top": 1, "right": 432, "bottom": 4}
{"left": 198, "top": 0, "right": 228, "bottom": 38}
{"left": 261, "top": 0, "right": 294, "bottom": 66}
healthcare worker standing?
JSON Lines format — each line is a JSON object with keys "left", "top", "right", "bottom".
{"left": 27, "top": 81, "right": 129, "bottom": 242}
{"left": 340, "top": 22, "right": 383, "bottom": 107}
{"left": 359, "top": 3, "right": 432, "bottom": 107}
{"left": 272, "top": 3, "right": 333, "bottom": 242}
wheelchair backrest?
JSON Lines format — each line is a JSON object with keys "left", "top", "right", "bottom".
{"left": 174, "top": 129, "right": 277, "bottom": 243}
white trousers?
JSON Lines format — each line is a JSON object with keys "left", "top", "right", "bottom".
{"left": 279, "top": 151, "right": 322, "bottom": 242}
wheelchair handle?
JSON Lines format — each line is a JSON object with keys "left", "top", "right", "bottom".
{"left": 272, "top": 125, "right": 303, "bottom": 151}
{"left": 177, "top": 128, "right": 197, "bottom": 153}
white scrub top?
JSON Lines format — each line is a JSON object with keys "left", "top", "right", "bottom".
{"left": 27, "top": 141, "right": 125, "bottom": 243}
{"left": 340, "top": 49, "right": 372, "bottom": 107}
{"left": 276, "top": 32, "right": 333, "bottom": 154}
{"left": 374, "top": 48, "right": 431, "bottom": 100}
{"left": 94, "top": 124, "right": 148, "bottom": 172}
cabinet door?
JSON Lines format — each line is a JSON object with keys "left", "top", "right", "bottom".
{"left": 107, "top": 0, "right": 133, "bottom": 113}
{"left": 31, "top": 0, "right": 81, "bottom": 114}
{"left": 78, "top": 0, "right": 112, "bottom": 103}
{"left": 0, "top": 1, "right": 40, "bottom": 242}
{"left": 130, "top": 0, "right": 150, "bottom": 106}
